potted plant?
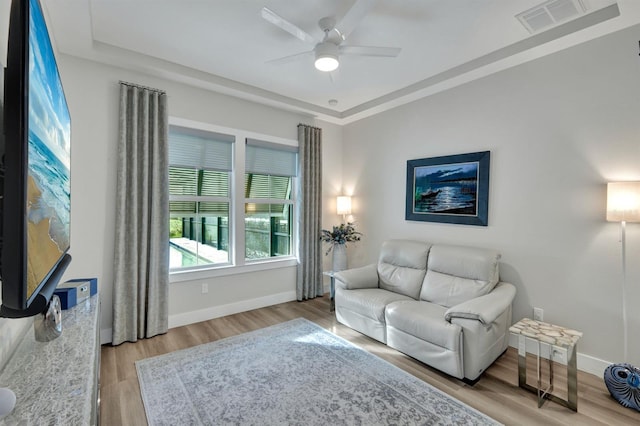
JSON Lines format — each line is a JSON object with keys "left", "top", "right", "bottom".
{"left": 320, "top": 222, "right": 362, "bottom": 272}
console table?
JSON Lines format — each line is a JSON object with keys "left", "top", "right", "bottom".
{"left": 509, "top": 318, "right": 582, "bottom": 411}
{"left": 0, "top": 294, "right": 100, "bottom": 425}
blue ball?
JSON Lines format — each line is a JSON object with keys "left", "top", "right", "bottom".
{"left": 604, "top": 363, "right": 640, "bottom": 412}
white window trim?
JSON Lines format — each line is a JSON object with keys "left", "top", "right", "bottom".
{"left": 168, "top": 116, "right": 298, "bottom": 281}
{"left": 169, "top": 257, "right": 298, "bottom": 283}
{"left": 170, "top": 195, "right": 230, "bottom": 203}
{"left": 245, "top": 198, "right": 295, "bottom": 205}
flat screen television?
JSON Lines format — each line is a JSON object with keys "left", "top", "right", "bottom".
{"left": 0, "top": 0, "right": 71, "bottom": 318}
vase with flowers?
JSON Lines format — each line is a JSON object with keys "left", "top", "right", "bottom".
{"left": 320, "top": 222, "right": 362, "bottom": 272}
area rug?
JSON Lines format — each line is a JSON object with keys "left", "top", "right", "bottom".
{"left": 136, "top": 318, "right": 500, "bottom": 425}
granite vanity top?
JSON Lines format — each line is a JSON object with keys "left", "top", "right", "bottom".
{"left": 0, "top": 294, "right": 99, "bottom": 425}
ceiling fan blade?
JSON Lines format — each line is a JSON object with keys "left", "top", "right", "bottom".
{"left": 335, "top": 0, "right": 378, "bottom": 40}
{"left": 261, "top": 7, "right": 317, "bottom": 45}
{"left": 329, "top": 68, "right": 340, "bottom": 84}
{"left": 266, "top": 50, "right": 313, "bottom": 65}
{"left": 340, "top": 45, "right": 401, "bottom": 57}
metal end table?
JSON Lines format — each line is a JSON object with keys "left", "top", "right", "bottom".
{"left": 509, "top": 318, "right": 582, "bottom": 411}
{"left": 323, "top": 271, "right": 336, "bottom": 312}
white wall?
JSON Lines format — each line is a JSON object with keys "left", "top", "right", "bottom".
{"left": 342, "top": 24, "right": 640, "bottom": 370}
{"left": 56, "top": 55, "right": 343, "bottom": 342}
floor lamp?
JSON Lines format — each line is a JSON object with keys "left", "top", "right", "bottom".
{"left": 604, "top": 182, "right": 640, "bottom": 411}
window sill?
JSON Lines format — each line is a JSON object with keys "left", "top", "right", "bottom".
{"left": 169, "top": 257, "right": 298, "bottom": 283}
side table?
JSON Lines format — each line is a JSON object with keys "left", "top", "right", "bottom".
{"left": 509, "top": 318, "right": 582, "bottom": 411}
{"left": 322, "top": 271, "right": 336, "bottom": 312}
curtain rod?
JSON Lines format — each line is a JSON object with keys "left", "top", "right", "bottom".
{"left": 119, "top": 80, "right": 166, "bottom": 95}
{"left": 298, "top": 123, "right": 322, "bottom": 130}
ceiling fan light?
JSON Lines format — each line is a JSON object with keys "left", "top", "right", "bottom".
{"left": 314, "top": 42, "right": 340, "bottom": 72}
{"left": 315, "top": 54, "right": 339, "bottom": 72}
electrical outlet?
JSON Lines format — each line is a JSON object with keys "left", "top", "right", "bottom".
{"left": 201, "top": 283, "right": 209, "bottom": 294}
{"left": 533, "top": 307, "right": 544, "bottom": 322}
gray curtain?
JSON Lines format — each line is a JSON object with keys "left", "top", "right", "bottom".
{"left": 112, "top": 82, "right": 169, "bottom": 345}
{"left": 296, "top": 124, "right": 323, "bottom": 300}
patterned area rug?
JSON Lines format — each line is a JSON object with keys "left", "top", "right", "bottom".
{"left": 136, "top": 318, "right": 500, "bottom": 425}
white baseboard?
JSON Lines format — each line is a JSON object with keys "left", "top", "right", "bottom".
{"left": 103, "top": 294, "right": 611, "bottom": 378}
{"left": 576, "top": 352, "right": 610, "bottom": 378}
{"left": 168, "top": 290, "right": 297, "bottom": 329}
{"left": 100, "top": 291, "right": 297, "bottom": 345}
{"left": 101, "top": 328, "right": 113, "bottom": 345}
{"left": 508, "top": 335, "right": 610, "bottom": 377}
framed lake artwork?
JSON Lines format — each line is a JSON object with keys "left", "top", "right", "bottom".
{"left": 405, "top": 151, "right": 490, "bottom": 226}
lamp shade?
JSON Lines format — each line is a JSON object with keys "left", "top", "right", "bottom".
{"left": 336, "top": 196, "right": 352, "bottom": 216}
{"left": 607, "top": 182, "right": 640, "bottom": 222}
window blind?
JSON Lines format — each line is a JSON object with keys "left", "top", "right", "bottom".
{"left": 246, "top": 138, "right": 298, "bottom": 177}
{"left": 244, "top": 174, "right": 291, "bottom": 199}
{"left": 169, "top": 125, "right": 234, "bottom": 171}
{"left": 169, "top": 168, "right": 230, "bottom": 197}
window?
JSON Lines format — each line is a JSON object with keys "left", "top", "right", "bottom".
{"left": 168, "top": 121, "right": 299, "bottom": 277}
{"left": 245, "top": 139, "right": 298, "bottom": 261}
{"left": 168, "top": 126, "right": 234, "bottom": 270}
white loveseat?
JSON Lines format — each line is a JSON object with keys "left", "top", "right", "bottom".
{"left": 334, "top": 239, "right": 516, "bottom": 382}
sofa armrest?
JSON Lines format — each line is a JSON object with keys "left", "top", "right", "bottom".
{"left": 334, "top": 264, "right": 379, "bottom": 290}
{"left": 445, "top": 282, "right": 516, "bottom": 325}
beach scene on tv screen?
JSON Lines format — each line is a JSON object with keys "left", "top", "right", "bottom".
{"left": 26, "top": 0, "right": 71, "bottom": 298}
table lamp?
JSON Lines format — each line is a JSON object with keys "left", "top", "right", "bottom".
{"left": 337, "top": 195, "right": 352, "bottom": 222}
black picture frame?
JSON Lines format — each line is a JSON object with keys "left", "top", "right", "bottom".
{"left": 405, "top": 151, "right": 490, "bottom": 226}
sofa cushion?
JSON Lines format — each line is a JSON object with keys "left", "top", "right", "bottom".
{"left": 378, "top": 240, "right": 431, "bottom": 300}
{"left": 336, "top": 288, "right": 414, "bottom": 324}
{"left": 420, "top": 244, "right": 501, "bottom": 308}
{"left": 385, "top": 301, "right": 461, "bottom": 352}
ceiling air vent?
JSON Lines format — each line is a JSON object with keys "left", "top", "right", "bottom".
{"left": 516, "top": 0, "right": 587, "bottom": 34}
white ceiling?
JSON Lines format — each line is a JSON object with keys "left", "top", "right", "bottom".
{"left": 43, "top": 0, "right": 640, "bottom": 124}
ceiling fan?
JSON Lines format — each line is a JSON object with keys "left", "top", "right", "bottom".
{"left": 261, "top": 0, "right": 401, "bottom": 72}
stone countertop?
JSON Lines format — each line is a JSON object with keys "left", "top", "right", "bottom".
{"left": 0, "top": 294, "right": 99, "bottom": 425}
{"left": 509, "top": 317, "right": 582, "bottom": 349}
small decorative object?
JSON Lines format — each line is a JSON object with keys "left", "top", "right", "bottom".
{"left": 332, "top": 244, "right": 348, "bottom": 272}
{"left": 0, "top": 387, "right": 16, "bottom": 419}
{"left": 34, "top": 295, "right": 63, "bottom": 342}
{"left": 604, "top": 363, "right": 640, "bottom": 412}
{"left": 405, "top": 151, "right": 490, "bottom": 226}
{"left": 320, "top": 222, "right": 362, "bottom": 272}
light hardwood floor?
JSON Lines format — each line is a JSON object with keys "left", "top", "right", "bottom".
{"left": 100, "top": 296, "right": 640, "bottom": 425}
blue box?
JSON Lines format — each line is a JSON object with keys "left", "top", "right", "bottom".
{"left": 54, "top": 278, "right": 97, "bottom": 310}
{"left": 54, "top": 287, "right": 77, "bottom": 310}
{"left": 65, "top": 278, "right": 98, "bottom": 296}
